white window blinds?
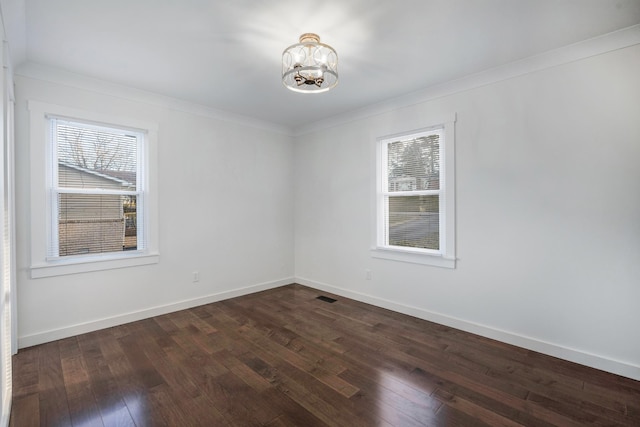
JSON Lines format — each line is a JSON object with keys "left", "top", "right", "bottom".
{"left": 380, "top": 129, "right": 443, "bottom": 252}
{"left": 48, "top": 118, "right": 145, "bottom": 258}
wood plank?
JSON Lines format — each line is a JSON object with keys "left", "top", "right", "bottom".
{"left": 37, "top": 342, "right": 72, "bottom": 426}
{"left": 59, "top": 336, "right": 105, "bottom": 426}
{"left": 8, "top": 393, "right": 39, "bottom": 427}
{"left": 97, "top": 328, "right": 168, "bottom": 426}
{"left": 11, "top": 345, "right": 40, "bottom": 398}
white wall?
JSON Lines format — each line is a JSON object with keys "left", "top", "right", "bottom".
{"left": 14, "top": 71, "right": 295, "bottom": 346}
{"left": 294, "top": 44, "right": 640, "bottom": 380}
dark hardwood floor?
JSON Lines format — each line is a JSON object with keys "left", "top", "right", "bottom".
{"left": 10, "top": 284, "right": 640, "bottom": 426}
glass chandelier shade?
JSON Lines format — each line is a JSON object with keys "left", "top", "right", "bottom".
{"left": 282, "top": 33, "right": 338, "bottom": 93}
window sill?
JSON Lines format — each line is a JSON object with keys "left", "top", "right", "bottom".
{"left": 371, "top": 247, "right": 456, "bottom": 269}
{"left": 30, "top": 251, "right": 160, "bottom": 278}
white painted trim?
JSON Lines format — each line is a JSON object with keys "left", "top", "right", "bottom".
{"left": 0, "top": 21, "right": 15, "bottom": 427}
{"left": 17, "top": 277, "right": 295, "bottom": 349}
{"left": 28, "top": 100, "right": 159, "bottom": 132}
{"left": 370, "top": 248, "right": 456, "bottom": 268}
{"left": 30, "top": 253, "right": 160, "bottom": 279}
{"left": 15, "top": 62, "right": 292, "bottom": 136}
{"left": 372, "top": 114, "right": 457, "bottom": 269}
{"left": 294, "top": 24, "right": 640, "bottom": 136}
{"left": 295, "top": 277, "right": 640, "bottom": 382}
{"left": 0, "top": 392, "right": 9, "bottom": 427}
{"left": 27, "top": 100, "right": 161, "bottom": 279}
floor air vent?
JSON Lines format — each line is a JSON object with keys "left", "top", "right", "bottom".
{"left": 316, "top": 295, "right": 337, "bottom": 303}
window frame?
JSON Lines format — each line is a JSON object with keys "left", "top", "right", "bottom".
{"left": 371, "top": 113, "right": 456, "bottom": 268}
{"left": 28, "top": 101, "right": 159, "bottom": 278}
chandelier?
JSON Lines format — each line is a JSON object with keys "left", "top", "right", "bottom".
{"left": 282, "top": 33, "right": 338, "bottom": 93}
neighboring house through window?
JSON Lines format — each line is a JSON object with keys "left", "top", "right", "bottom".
{"left": 372, "top": 114, "right": 456, "bottom": 268}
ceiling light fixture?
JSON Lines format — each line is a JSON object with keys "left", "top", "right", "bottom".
{"left": 282, "top": 33, "right": 338, "bottom": 94}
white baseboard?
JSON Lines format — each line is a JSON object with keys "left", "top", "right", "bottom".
{"left": 295, "top": 277, "right": 640, "bottom": 382}
{"left": 18, "top": 277, "right": 294, "bottom": 349}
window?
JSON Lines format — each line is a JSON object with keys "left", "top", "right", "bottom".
{"left": 28, "top": 101, "right": 159, "bottom": 278}
{"left": 372, "top": 114, "right": 456, "bottom": 268}
{"left": 50, "top": 118, "right": 144, "bottom": 258}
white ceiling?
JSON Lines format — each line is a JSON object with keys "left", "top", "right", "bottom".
{"left": 3, "top": 0, "right": 640, "bottom": 131}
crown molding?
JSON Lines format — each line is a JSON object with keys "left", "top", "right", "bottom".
{"left": 293, "top": 24, "right": 640, "bottom": 137}
{"left": 14, "top": 24, "right": 640, "bottom": 139}
{"left": 15, "top": 62, "right": 293, "bottom": 136}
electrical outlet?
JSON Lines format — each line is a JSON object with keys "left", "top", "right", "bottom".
{"left": 365, "top": 269, "right": 372, "bottom": 280}
{"left": 192, "top": 271, "right": 200, "bottom": 283}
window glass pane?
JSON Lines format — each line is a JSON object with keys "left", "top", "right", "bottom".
{"left": 385, "top": 195, "right": 439, "bottom": 250}
{"left": 57, "top": 191, "right": 137, "bottom": 256}
{"left": 56, "top": 121, "right": 137, "bottom": 190}
{"left": 387, "top": 134, "right": 440, "bottom": 192}
{"left": 52, "top": 119, "right": 140, "bottom": 258}
{"left": 123, "top": 196, "right": 138, "bottom": 251}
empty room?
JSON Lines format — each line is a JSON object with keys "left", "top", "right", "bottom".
{"left": 1, "top": 1, "right": 639, "bottom": 426}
